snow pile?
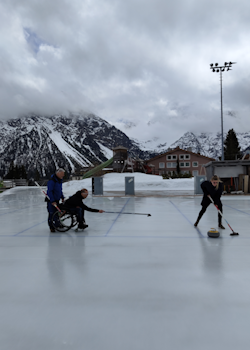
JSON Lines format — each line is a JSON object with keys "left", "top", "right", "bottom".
{"left": 0, "top": 173, "right": 194, "bottom": 199}
{"left": 102, "top": 173, "right": 193, "bottom": 191}
{"left": 62, "top": 172, "right": 194, "bottom": 196}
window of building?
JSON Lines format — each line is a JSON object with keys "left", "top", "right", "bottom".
{"left": 192, "top": 161, "right": 198, "bottom": 167}
{"left": 166, "top": 155, "right": 177, "bottom": 160}
{"left": 192, "top": 170, "right": 199, "bottom": 176}
{"left": 179, "top": 154, "right": 190, "bottom": 160}
{"left": 159, "top": 162, "right": 165, "bottom": 168}
{"left": 167, "top": 162, "right": 177, "bottom": 168}
{"left": 180, "top": 162, "right": 190, "bottom": 167}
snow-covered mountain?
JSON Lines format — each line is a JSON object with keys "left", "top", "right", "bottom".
{"left": 169, "top": 131, "right": 250, "bottom": 159}
{"left": 0, "top": 113, "right": 157, "bottom": 178}
{"left": 1, "top": 112, "right": 249, "bottom": 179}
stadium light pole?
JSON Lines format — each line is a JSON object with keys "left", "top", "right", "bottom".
{"left": 210, "top": 62, "right": 236, "bottom": 161}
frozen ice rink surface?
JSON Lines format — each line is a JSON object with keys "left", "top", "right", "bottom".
{"left": 1, "top": 187, "right": 250, "bottom": 350}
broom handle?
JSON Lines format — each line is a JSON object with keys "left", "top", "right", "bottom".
{"left": 208, "top": 196, "right": 223, "bottom": 216}
{"left": 34, "top": 181, "right": 50, "bottom": 201}
{"left": 208, "top": 196, "right": 235, "bottom": 232}
{"left": 105, "top": 211, "right": 151, "bottom": 216}
{"left": 34, "top": 181, "right": 62, "bottom": 212}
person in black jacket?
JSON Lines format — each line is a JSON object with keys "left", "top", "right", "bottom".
{"left": 194, "top": 175, "right": 225, "bottom": 229}
{"left": 63, "top": 188, "right": 104, "bottom": 229}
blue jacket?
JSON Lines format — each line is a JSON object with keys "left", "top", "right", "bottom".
{"left": 47, "top": 174, "right": 64, "bottom": 203}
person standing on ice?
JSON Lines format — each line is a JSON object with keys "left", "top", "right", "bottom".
{"left": 47, "top": 168, "right": 65, "bottom": 232}
{"left": 63, "top": 188, "right": 104, "bottom": 230}
{"left": 194, "top": 175, "right": 225, "bottom": 229}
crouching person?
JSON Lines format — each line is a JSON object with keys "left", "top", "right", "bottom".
{"left": 64, "top": 188, "right": 104, "bottom": 229}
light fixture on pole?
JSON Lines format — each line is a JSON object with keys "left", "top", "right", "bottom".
{"left": 210, "top": 62, "right": 236, "bottom": 161}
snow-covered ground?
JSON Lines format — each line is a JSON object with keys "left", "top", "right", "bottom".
{"left": 0, "top": 173, "right": 194, "bottom": 198}
{"left": 1, "top": 173, "right": 248, "bottom": 200}
{"left": 63, "top": 172, "right": 194, "bottom": 196}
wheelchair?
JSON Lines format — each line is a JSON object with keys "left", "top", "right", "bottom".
{"left": 51, "top": 206, "right": 78, "bottom": 232}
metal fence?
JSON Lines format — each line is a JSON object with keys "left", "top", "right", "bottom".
{"left": 3, "top": 179, "right": 28, "bottom": 188}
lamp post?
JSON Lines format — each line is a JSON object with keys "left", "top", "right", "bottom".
{"left": 210, "top": 61, "right": 236, "bottom": 161}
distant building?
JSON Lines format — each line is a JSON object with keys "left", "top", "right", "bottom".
{"left": 112, "top": 146, "right": 128, "bottom": 172}
{"left": 203, "top": 159, "right": 250, "bottom": 193}
{"left": 145, "top": 147, "right": 215, "bottom": 176}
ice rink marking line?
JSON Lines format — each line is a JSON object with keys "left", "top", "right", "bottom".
{"left": 0, "top": 204, "right": 44, "bottom": 216}
{"left": 13, "top": 220, "right": 47, "bottom": 236}
{"left": 2, "top": 234, "right": 246, "bottom": 239}
{"left": 224, "top": 204, "right": 250, "bottom": 216}
{"left": 5, "top": 197, "right": 103, "bottom": 237}
{"left": 0, "top": 206, "right": 31, "bottom": 216}
{"left": 169, "top": 200, "right": 205, "bottom": 238}
{"left": 104, "top": 198, "right": 131, "bottom": 237}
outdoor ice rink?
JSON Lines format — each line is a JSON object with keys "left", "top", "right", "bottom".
{"left": 1, "top": 187, "right": 250, "bottom": 350}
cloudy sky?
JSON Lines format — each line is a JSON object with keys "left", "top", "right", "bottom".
{"left": 1, "top": 0, "right": 250, "bottom": 146}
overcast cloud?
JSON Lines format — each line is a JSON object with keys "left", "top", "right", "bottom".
{"left": 1, "top": 0, "right": 250, "bottom": 145}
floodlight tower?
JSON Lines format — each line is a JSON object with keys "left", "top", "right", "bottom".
{"left": 210, "top": 62, "right": 236, "bottom": 161}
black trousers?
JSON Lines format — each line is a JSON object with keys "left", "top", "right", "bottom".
{"left": 197, "top": 202, "right": 223, "bottom": 224}
{"left": 67, "top": 207, "right": 85, "bottom": 224}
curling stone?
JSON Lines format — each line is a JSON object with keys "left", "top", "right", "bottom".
{"left": 207, "top": 228, "right": 220, "bottom": 238}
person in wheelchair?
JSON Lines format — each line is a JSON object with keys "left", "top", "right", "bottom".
{"left": 63, "top": 188, "right": 104, "bottom": 229}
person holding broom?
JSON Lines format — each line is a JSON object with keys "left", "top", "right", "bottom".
{"left": 47, "top": 168, "right": 65, "bottom": 232}
{"left": 194, "top": 175, "right": 225, "bottom": 229}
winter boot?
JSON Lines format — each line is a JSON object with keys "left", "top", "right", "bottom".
{"left": 218, "top": 213, "right": 225, "bottom": 229}
{"left": 78, "top": 223, "right": 88, "bottom": 230}
{"left": 194, "top": 212, "right": 203, "bottom": 227}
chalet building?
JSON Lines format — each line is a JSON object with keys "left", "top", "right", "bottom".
{"left": 146, "top": 147, "right": 215, "bottom": 176}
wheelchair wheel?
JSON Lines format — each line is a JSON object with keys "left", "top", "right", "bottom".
{"left": 52, "top": 210, "right": 73, "bottom": 232}
{"left": 72, "top": 214, "right": 78, "bottom": 227}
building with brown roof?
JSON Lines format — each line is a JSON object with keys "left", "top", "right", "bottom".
{"left": 146, "top": 147, "right": 215, "bottom": 176}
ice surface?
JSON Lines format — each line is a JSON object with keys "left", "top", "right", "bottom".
{"left": 0, "top": 181, "right": 250, "bottom": 350}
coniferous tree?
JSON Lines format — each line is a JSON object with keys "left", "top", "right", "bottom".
{"left": 5, "top": 161, "right": 15, "bottom": 179}
{"left": 176, "top": 158, "right": 181, "bottom": 175}
{"left": 20, "top": 165, "right": 27, "bottom": 179}
{"left": 5, "top": 163, "right": 28, "bottom": 179}
{"left": 224, "top": 129, "right": 241, "bottom": 160}
{"left": 34, "top": 169, "right": 40, "bottom": 181}
{"left": 64, "top": 170, "right": 69, "bottom": 180}
{"left": 14, "top": 165, "right": 21, "bottom": 178}
{"left": 14, "top": 165, "right": 18, "bottom": 178}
